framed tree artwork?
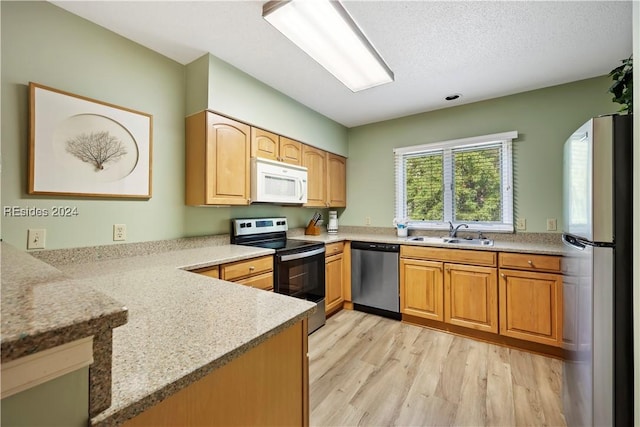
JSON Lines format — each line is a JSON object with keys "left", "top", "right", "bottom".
{"left": 28, "top": 82, "right": 153, "bottom": 198}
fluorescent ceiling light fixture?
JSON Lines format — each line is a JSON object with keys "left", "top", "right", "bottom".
{"left": 263, "top": 0, "right": 394, "bottom": 92}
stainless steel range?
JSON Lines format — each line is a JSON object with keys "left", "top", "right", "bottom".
{"left": 231, "top": 217, "right": 326, "bottom": 334}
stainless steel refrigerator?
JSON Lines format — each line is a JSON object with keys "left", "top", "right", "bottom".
{"left": 562, "top": 114, "right": 633, "bottom": 426}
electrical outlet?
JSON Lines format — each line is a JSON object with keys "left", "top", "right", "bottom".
{"left": 365, "top": 216, "right": 371, "bottom": 226}
{"left": 516, "top": 218, "right": 526, "bottom": 231}
{"left": 27, "top": 229, "right": 46, "bottom": 249}
{"left": 113, "top": 224, "right": 127, "bottom": 241}
{"left": 546, "top": 218, "right": 557, "bottom": 231}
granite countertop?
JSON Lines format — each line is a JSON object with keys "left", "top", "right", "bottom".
{"left": 1, "top": 242, "right": 128, "bottom": 416}
{"left": 0, "top": 244, "right": 128, "bottom": 361}
{"left": 290, "top": 230, "right": 565, "bottom": 256}
{"left": 2, "top": 242, "right": 315, "bottom": 426}
{"left": 50, "top": 244, "right": 315, "bottom": 426}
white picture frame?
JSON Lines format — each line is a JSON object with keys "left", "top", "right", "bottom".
{"left": 28, "top": 82, "right": 153, "bottom": 198}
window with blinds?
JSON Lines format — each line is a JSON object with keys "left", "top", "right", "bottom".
{"left": 394, "top": 131, "right": 516, "bottom": 232}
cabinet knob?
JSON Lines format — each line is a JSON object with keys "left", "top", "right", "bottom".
{"left": 249, "top": 266, "right": 255, "bottom": 271}
{"left": 527, "top": 260, "right": 533, "bottom": 266}
{"left": 501, "top": 273, "right": 506, "bottom": 278}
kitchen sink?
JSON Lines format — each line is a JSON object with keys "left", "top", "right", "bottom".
{"left": 406, "top": 236, "right": 494, "bottom": 246}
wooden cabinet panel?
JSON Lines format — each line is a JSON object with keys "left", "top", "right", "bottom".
{"left": 499, "top": 252, "right": 561, "bottom": 273}
{"left": 326, "top": 153, "right": 346, "bottom": 207}
{"left": 251, "top": 127, "right": 279, "bottom": 161}
{"left": 280, "top": 137, "right": 302, "bottom": 165}
{"left": 221, "top": 256, "right": 273, "bottom": 282}
{"left": 302, "top": 145, "right": 327, "bottom": 207}
{"left": 444, "top": 263, "right": 498, "bottom": 333}
{"left": 123, "top": 321, "right": 308, "bottom": 427}
{"left": 400, "top": 259, "right": 443, "bottom": 321}
{"left": 185, "top": 111, "right": 250, "bottom": 206}
{"left": 325, "top": 253, "right": 344, "bottom": 314}
{"left": 191, "top": 266, "right": 219, "bottom": 279}
{"left": 251, "top": 129, "right": 302, "bottom": 166}
{"left": 235, "top": 271, "right": 274, "bottom": 291}
{"left": 325, "top": 242, "right": 345, "bottom": 257}
{"left": 401, "top": 246, "right": 496, "bottom": 267}
{"left": 499, "top": 269, "right": 563, "bottom": 347}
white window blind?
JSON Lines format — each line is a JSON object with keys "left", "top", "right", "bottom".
{"left": 394, "top": 131, "right": 516, "bottom": 232}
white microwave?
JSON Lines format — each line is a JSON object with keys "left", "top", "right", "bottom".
{"left": 251, "top": 157, "right": 308, "bottom": 204}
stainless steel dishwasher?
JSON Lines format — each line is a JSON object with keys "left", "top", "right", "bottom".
{"left": 351, "top": 241, "right": 400, "bottom": 319}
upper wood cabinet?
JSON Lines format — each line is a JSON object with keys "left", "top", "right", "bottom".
{"left": 186, "top": 111, "right": 251, "bottom": 206}
{"left": 279, "top": 137, "right": 302, "bottom": 166}
{"left": 302, "top": 145, "right": 347, "bottom": 208}
{"left": 327, "top": 153, "right": 347, "bottom": 208}
{"left": 251, "top": 128, "right": 302, "bottom": 166}
{"left": 302, "top": 145, "right": 327, "bottom": 208}
{"left": 251, "top": 128, "right": 279, "bottom": 161}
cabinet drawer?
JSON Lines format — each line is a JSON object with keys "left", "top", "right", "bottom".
{"left": 221, "top": 256, "right": 273, "bottom": 281}
{"left": 499, "top": 253, "right": 561, "bottom": 273}
{"left": 193, "top": 266, "right": 220, "bottom": 279}
{"left": 236, "top": 271, "right": 274, "bottom": 291}
{"left": 401, "top": 245, "right": 496, "bottom": 267}
{"left": 325, "top": 242, "right": 344, "bottom": 257}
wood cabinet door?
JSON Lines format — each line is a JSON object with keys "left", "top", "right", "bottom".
{"left": 279, "top": 137, "right": 302, "bottom": 165}
{"left": 302, "top": 145, "right": 327, "bottom": 207}
{"left": 444, "top": 263, "right": 498, "bottom": 333}
{"left": 205, "top": 113, "right": 250, "bottom": 205}
{"left": 499, "top": 269, "right": 563, "bottom": 347}
{"left": 326, "top": 153, "right": 346, "bottom": 207}
{"left": 251, "top": 127, "right": 279, "bottom": 161}
{"left": 400, "top": 258, "right": 443, "bottom": 321}
{"left": 325, "top": 253, "right": 344, "bottom": 314}
{"left": 235, "top": 272, "right": 274, "bottom": 291}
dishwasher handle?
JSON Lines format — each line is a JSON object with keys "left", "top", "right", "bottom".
{"left": 351, "top": 241, "right": 400, "bottom": 252}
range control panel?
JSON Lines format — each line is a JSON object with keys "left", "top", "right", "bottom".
{"left": 232, "top": 217, "right": 288, "bottom": 236}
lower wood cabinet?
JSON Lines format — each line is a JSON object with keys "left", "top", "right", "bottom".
{"left": 400, "top": 245, "right": 563, "bottom": 356}
{"left": 325, "top": 242, "right": 345, "bottom": 315}
{"left": 400, "top": 258, "right": 443, "bottom": 321}
{"left": 123, "top": 321, "right": 309, "bottom": 427}
{"left": 444, "top": 263, "right": 498, "bottom": 333}
{"left": 498, "top": 253, "right": 563, "bottom": 347}
{"left": 193, "top": 256, "right": 274, "bottom": 291}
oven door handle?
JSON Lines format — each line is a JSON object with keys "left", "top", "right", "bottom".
{"left": 279, "top": 247, "right": 325, "bottom": 262}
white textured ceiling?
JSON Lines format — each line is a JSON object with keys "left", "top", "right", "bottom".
{"left": 50, "top": 1, "right": 633, "bottom": 128}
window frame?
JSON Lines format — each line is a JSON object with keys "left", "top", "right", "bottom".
{"left": 394, "top": 131, "right": 517, "bottom": 233}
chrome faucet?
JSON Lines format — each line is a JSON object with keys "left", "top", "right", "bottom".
{"left": 448, "top": 221, "right": 469, "bottom": 238}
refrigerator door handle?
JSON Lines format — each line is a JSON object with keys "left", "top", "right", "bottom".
{"left": 563, "top": 233, "right": 587, "bottom": 250}
{"left": 563, "top": 232, "right": 615, "bottom": 249}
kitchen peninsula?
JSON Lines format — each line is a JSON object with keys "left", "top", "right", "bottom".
{"left": 1, "top": 241, "right": 315, "bottom": 426}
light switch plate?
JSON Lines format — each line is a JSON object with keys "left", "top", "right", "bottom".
{"left": 516, "top": 218, "right": 526, "bottom": 231}
{"left": 546, "top": 218, "right": 557, "bottom": 231}
{"left": 27, "top": 229, "right": 46, "bottom": 249}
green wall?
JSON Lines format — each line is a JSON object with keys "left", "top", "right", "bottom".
{"left": 1, "top": 1, "right": 186, "bottom": 249}
{"left": 342, "top": 76, "right": 617, "bottom": 232}
{"left": 1, "top": 368, "right": 89, "bottom": 427}
{"left": 1, "top": 1, "right": 347, "bottom": 250}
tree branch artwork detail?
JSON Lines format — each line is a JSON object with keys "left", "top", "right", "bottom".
{"left": 65, "top": 131, "right": 128, "bottom": 171}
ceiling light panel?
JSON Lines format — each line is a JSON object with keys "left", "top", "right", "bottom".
{"left": 263, "top": 0, "right": 394, "bottom": 92}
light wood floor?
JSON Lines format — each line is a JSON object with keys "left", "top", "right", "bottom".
{"left": 309, "top": 310, "right": 566, "bottom": 427}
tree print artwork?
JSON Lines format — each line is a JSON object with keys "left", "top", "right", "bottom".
{"left": 65, "top": 130, "right": 128, "bottom": 171}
